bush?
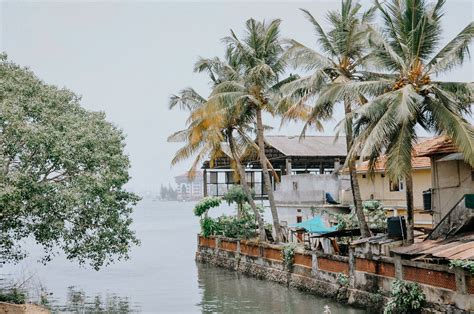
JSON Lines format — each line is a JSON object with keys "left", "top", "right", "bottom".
{"left": 200, "top": 215, "right": 257, "bottom": 239}
{"left": 384, "top": 280, "right": 425, "bottom": 314}
{"left": 194, "top": 197, "right": 221, "bottom": 217}
{"left": 222, "top": 186, "right": 254, "bottom": 205}
{"left": 449, "top": 259, "right": 474, "bottom": 275}
{"left": 281, "top": 244, "right": 296, "bottom": 270}
{"left": 329, "top": 200, "right": 387, "bottom": 231}
{"left": 0, "top": 288, "right": 26, "bottom": 304}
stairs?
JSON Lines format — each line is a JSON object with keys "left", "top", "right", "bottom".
{"left": 426, "top": 194, "right": 474, "bottom": 240}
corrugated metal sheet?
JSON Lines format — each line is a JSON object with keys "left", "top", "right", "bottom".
{"left": 264, "top": 136, "right": 347, "bottom": 157}
{"left": 391, "top": 232, "right": 474, "bottom": 261}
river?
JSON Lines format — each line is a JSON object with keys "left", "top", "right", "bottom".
{"left": 1, "top": 200, "right": 363, "bottom": 313}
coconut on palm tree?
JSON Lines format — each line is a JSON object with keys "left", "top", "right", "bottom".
{"left": 311, "top": 0, "right": 474, "bottom": 243}
{"left": 278, "top": 0, "right": 376, "bottom": 238}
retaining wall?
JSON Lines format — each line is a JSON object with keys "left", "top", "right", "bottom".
{"left": 196, "top": 235, "right": 474, "bottom": 313}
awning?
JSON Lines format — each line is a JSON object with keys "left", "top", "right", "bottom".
{"left": 291, "top": 216, "right": 338, "bottom": 234}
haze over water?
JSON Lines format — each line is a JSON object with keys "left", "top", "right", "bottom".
{"left": 1, "top": 200, "right": 362, "bottom": 313}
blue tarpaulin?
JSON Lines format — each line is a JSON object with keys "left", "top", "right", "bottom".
{"left": 291, "top": 216, "right": 338, "bottom": 234}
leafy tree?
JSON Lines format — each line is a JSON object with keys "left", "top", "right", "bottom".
{"left": 279, "top": 0, "right": 375, "bottom": 238}
{"left": 314, "top": 0, "right": 474, "bottom": 243}
{"left": 0, "top": 55, "right": 140, "bottom": 269}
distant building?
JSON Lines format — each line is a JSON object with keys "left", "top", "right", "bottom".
{"left": 201, "top": 135, "right": 349, "bottom": 225}
{"left": 174, "top": 171, "right": 203, "bottom": 201}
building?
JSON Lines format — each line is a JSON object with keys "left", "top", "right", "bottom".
{"left": 175, "top": 171, "right": 203, "bottom": 201}
{"left": 415, "top": 136, "right": 474, "bottom": 233}
{"left": 354, "top": 150, "right": 433, "bottom": 228}
{"left": 201, "top": 135, "right": 349, "bottom": 225}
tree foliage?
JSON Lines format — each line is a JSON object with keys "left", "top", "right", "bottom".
{"left": 0, "top": 55, "right": 140, "bottom": 269}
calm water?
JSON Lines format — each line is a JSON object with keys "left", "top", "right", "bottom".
{"left": 1, "top": 200, "right": 363, "bottom": 313}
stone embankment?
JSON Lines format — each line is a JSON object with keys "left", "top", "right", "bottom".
{"left": 196, "top": 235, "right": 474, "bottom": 313}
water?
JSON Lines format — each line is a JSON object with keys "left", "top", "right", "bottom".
{"left": 1, "top": 200, "right": 363, "bottom": 313}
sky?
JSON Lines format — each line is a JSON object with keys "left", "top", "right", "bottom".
{"left": 1, "top": 0, "right": 473, "bottom": 193}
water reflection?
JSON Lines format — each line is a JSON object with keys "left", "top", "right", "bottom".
{"left": 196, "top": 263, "right": 363, "bottom": 314}
{"left": 49, "top": 286, "right": 140, "bottom": 313}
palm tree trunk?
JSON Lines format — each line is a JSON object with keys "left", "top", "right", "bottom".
{"left": 405, "top": 172, "right": 415, "bottom": 244}
{"left": 344, "top": 101, "right": 371, "bottom": 238}
{"left": 255, "top": 108, "right": 282, "bottom": 242}
{"left": 227, "top": 130, "right": 266, "bottom": 241}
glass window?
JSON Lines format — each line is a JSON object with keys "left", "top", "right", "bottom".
{"left": 389, "top": 178, "right": 404, "bottom": 191}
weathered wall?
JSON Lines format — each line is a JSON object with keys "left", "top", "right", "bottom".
{"left": 197, "top": 236, "right": 474, "bottom": 313}
{"left": 274, "top": 174, "right": 340, "bottom": 205}
{"left": 356, "top": 169, "right": 431, "bottom": 209}
{"left": 431, "top": 159, "right": 474, "bottom": 224}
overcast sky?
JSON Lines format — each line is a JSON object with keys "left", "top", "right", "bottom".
{"left": 1, "top": 0, "right": 473, "bottom": 193}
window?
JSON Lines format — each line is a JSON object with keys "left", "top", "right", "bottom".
{"left": 389, "top": 178, "right": 404, "bottom": 192}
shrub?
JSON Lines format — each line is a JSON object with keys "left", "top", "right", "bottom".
{"left": 222, "top": 186, "right": 254, "bottom": 205}
{"left": 337, "top": 273, "right": 349, "bottom": 287}
{"left": 281, "top": 244, "right": 296, "bottom": 270}
{"left": 199, "top": 215, "right": 257, "bottom": 239}
{"left": 0, "top": 288, "right": 26, "bottom": 304}
{"left": 449, "top": 259, "right": 474, "bottom": 275}
{"left": 194, "top": 197, "right": 221, "bottom": 217}
{"left": 384, "top": 280, "right": 425, "bottom": 314}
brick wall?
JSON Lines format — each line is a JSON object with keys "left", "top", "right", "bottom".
{"left": 467, "top": 276, "right": 474, "bottom": 295}
{"left": 294, "top": 253, "right": 312, "bottom": 268}
{"left": 318, "top": 257, "right": 349, "bottom": 274}
{"left": 199, "top": 236, "right": 215, "bottom": 248}
{"left": 221, "top": 240, "right": 237, "bottom": 252}
{"left": 241, "top": 244, "right": 259, "bottom": 257}
{"left": 263, "top": 247, "right": 281, "bottom": 261}
{"left": 355, "top": 258, "right": 395, "bottom": 278}
{"left": 403, "top": 265, "right": 456, "bottom": 291}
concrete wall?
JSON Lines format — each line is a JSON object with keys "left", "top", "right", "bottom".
{"left": 356, "top": 169, "right": 431, "bottom": 209}
{"left": 274, "top": 174, "right": 341, "bottom": 205}
{"left": 431, "top": 158, "right": 474, "bottom": 224}
{"left": 197, "top": 235, "right": 474, "bottom": 312}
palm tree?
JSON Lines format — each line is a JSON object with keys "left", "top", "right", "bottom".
{"left": 312, "top": 0, "right": 474, "bottom": 243}
{"left": 210, "top": 19, "right": 289, "bottom": 242}
{"left": 279, "top": 0, "right": 375, "bottom": 237}
{"left": 169, "top": 52, "right": 267, "bottom": 241}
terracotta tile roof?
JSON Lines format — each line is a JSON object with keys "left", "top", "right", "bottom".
{"left": 414, "top": 135, "right": 458, "bottom": 157}
{"left": 355, "top": 155, "right": 431, "bottom": 173}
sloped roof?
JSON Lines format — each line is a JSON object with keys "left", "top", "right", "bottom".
{"left": 356, "top": 155, "right": 431, "bottom": 173}
{"left": 264, "top": 135, "right": 347, "bottom": 157}
{"left": 391, "top": 232, "right": 474, "bottom": 261}
{"left": 415, "top": 135, "right": 458, "bottom": 156}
